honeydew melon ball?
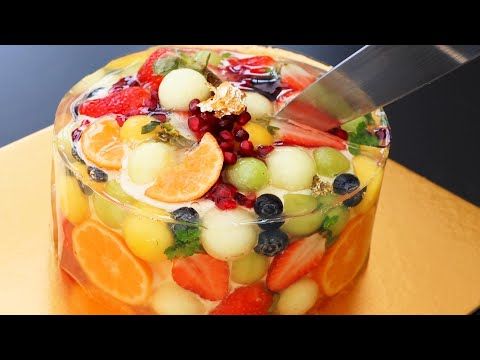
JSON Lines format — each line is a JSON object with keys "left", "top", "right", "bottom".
{"left": 127, "top": 142, "right": 174, "bottom": 185}
{"left": 266, "top": 147, "right": 316, "bottom": 191}
{"left": 159, "top": 68, "right": 211, "bottom": 111}
{"left": 244, "top": 91, "right": 274, "bottom": 120}
{"left": 201, "top": 208, "right": 258, "bottom": 261}
{"left": 151, "top": 283, "right": 205, "bottom": 315}
{"left": 277, "top": 278, "right": 319, "bottom": 315}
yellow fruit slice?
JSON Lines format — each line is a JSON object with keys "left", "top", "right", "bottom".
{"left": 146, "top": 133, "right": 223, "bottom": 202}
{"left": 81, "top": 119, "right": 124, "bottom": 170}
{"left": 120, "top": 115, "right": 158, "bottom": 144}
{"left": 59, "top": 174, "right": 90, "bottom": 225}
{"left": 352, "top": 154, "right": 384, "bottom": 214}
{"left": 72, "top": 220, "right": 152, "bottom": 305}
{"left": 242, "top": 122, "right": 273, "bottom": 147}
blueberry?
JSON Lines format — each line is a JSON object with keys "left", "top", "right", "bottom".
{"left": 71, "top": 146, "right": 85, "bottom": 164}
{"left": 87, "top": 166, "right": 108, "bottom": 182}
{"left": 254, "top": 229, "right": 289, "bottom": 257}
{"left": 171, "top": 207, "right": 199, "bottom": 232}
{"left": 254, "top": 194, "right": 283, "bottom": 218}
{"left": 343, "top": 187, "right": 366, "bottom": 207}
{"left": 172, "top": 207, "right": 199, "bottom": 223}
{"left": 333, "top": 173, "right": 360, "bottom": 195}
{"left": 77, "top": 179, "right": 93, "bottom": 196}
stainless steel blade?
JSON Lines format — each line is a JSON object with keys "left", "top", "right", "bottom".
{"left": 276, "top": 45, "right": 480, "bottom": 129}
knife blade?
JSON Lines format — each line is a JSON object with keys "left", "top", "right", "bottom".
{"left": 276, "top": 45, "right": 480, "bottom": 130}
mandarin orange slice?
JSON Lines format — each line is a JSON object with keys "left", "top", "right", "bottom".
{"left": 313, "top": 207, "right": 376, "bottom": 296}
{"left": 146, "top": 133, "right": 223, "bottom": 202}
{"left": 72, "top": 219, "right": 152, "bottom": 305}
{"left": 81, "top": 118, "right": 124, "bottom": 170}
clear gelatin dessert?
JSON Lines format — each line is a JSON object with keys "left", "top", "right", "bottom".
{"left": 52, "top": 46, "right": 391, "bottom": 315}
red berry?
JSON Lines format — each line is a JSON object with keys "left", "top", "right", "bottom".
{"left": 189, "top": 99, "right": 201, "bottom": 114}
{"left": 220, "top": 141, "right": 234, "bottom": 151}
{"left": 151, "top": 113, "right": 167, "bottom": 122}
{"left": 188, "top": 116, "right": 202, "bottom": 132}
{"left": 256, "top": 145, "right": 274, "bottom": 158}
{"left": 223, "top": 151, "right": 237, "bottom": 165}
{"left": 201, "top": 112, "right": 217, "bottom": 126}
{"left": 211, "top": 284, "right": 273, "bottom": 315}
{"left": 219, "top": 130, "right": 234, "bottom": 142}
{"left": 218, "top": 118, "right": 233, "bottom": 130}
{"left": 115, "top": 115, "right": 127, "bottom": 127}
{"left": 78, "top": 87, "right": 152, "bottom": 118}
{"left": 234, "top": 192, "right": 256, "bottom": 208}
{"left": 137, "top": 48, "right": 169, "bottom": 92}
{"left": 216, "top": 198, "right": 237, "bottom": 210}
{"left": 237, "top": 112, "right": 251, "bottom": 125}
{"left": 239, "top": 140, "right": 255, "bottom": 156}
{"left": 234, "top": 128, "right": 249, "bottom": 142}
{"left": 327, "top": 127, "right": 349, "bottom": 141}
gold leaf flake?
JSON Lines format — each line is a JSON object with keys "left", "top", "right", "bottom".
{"left": 198, "top": 82, "right": 246, "bottom": 118}
{"left": 311, "top": 175, "right": 333, "bottom": 196}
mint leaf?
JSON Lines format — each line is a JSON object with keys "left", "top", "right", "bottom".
{"left": 141, "top": 121, "right": 161, "bottom": 134}
{"left": 322, "top": 215, "right": 339, "bottom": 231}
{"left": 221, "top": 52, "right": 232, "bottom": 59}
{"left": 323, "top": 229, "right": 337, "bottom": 247}
{"left": 347, "top": 121, "right": 379, "bottom": 155}
{"left": 164, "top": 224, "right": 202, "bottom": 260}
{"left": 154, "top": 56, "right": 180, "bottom": 76}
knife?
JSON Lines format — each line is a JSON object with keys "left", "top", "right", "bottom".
{"left": 276, "top": 45, "right": 480, "bottom": 131}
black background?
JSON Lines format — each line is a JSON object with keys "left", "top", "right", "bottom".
{"left": 0, "top": 45, "right": 479, "bottom": 206}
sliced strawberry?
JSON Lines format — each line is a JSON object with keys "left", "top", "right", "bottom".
{"left": 281, "top": 63, "right": 316, "bottom": 91}
{"left": 228, "top": 56, "right": 275, "bottom": 67}
{"left": 278, "top": 99, "right": 342, "bottom": 132}
{"left": 272, "top": 119, "right": 346, "bottom": 150}
{"left": 210, "top": 284, "right": 273, "bottom": 315}
{"left": 78, "top": 87, "right": 153, "bottom": 118}
{"left": 172, "top": 253, "right": 229, "bottom": 301}
{"left": 137, "top": 48, "right": 170, "bottom": 92}
{"left": 266, "top": 233, "right": 326, "bottom": 292}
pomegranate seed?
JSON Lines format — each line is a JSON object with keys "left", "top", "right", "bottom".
{"left": 234, "top": 128, "right": 249, "bottom": 142}
{"left": 201, "top": 112, "right": 217, "bottom": 126}
{"left": 218, "top": 118, "right": 233, "bottom": 130}
{"left": 234, "top": 192, "right": 256, "bottom": 208}
{"left": 327, "top": 127, "right": 348, "bottom": 141}
{"left": 152, "top": 113, "right": 167, "bottom": 122}
{"left": 80, "top": 119, "right": 91, "bottom": 127}
{"left": 237, "top": 112, "right": 251, "bottom": 125}
{"left": 189, "top": 99, "right": 201, "bottom": 114}
{"left": 219, "top": 130, "right": 234, "bottom": 141}
{"left": 188, "top": 116, "right": 202, "bottom": 132}
{"left": 71, "top": 128, "right": 82, "bottom": 142}
{"left": 223, "top": 151, "right": 237, "bottom": 165}
{"left": 256, "top": 145, "right": 274, "bottom": 158}
{"left": 223, "top": 114, "right": 239, "bottom": 123}
{"left": 216, "top": 198, "right": 237, "bottom": 210}
{"left": 115, "top": 115, "right": 127, "bottom": 127}
{"left": 220, "top": 141, "right": 234, "bottom": 151}
{"left": 199, "top": 125, "right": 211, "bottom": 133}
{"left": 207, "top": 183, "right": 237, "bottom": 202}
{"left": 239, "top": 140, "right": 255, "bottom": 156}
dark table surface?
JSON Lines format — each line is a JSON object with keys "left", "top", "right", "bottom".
{"left": 1, "top": 45, "right": 479, "bottom": 208}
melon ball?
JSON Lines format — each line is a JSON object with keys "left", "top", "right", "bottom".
{"left": 151, "top": 283, "right": 205, "bottom": 315}
{"left": 127, "top": 142, "right": 174, "bottom": 185}
{"left": 244, "top": 92, "right": 274, "bottom": 120}
{"left": 159, "top": 68, "right": 211, "bottom": 111}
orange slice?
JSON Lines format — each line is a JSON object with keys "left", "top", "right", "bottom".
{"left": 72, "top": 219, "right": 152, "bottom": 305}
{"left": 146, "top": 133, "right": 223, "bottom": 202}
{"left": 313, "top": 207, "right": 376, "bottom": 296}
{"left": 81, "top": 118, "right": 124, "bottom": 170}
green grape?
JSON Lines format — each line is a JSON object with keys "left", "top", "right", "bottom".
{"left": 322, "top": 206, "right": 350, "bottom": 237}
{"left": 316, "top": 193, "right": 338, "bottom": 209}
{"left": 341, "top": 116, "right": 367, "bottom": 133}
{"left": 225, "top": 157, "right": 269, "bottom": 192}
{"left": 283, "top": 194, "right": 318, "bottom": 217}
{"left": 231, "top": 252, "right": 269, "bottom": 285}
{"left": 281, "top": 210, "right": 326, "bottom": 237}
{"left": 105, "top": 180, "right": 136, "bottom": 204}
{"left": 313, "top": 147, "right": 350, "bottom": 177}
{"left": 93, "top": 193, "right": 126, "bottom": 229}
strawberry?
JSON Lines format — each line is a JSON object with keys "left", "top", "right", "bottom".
{"left": 78, "top": 87, "right": 153, "bottom": 118}
{"left": 272, "top": 119, "right": 346, "bottom": 150}
{"left": 266, "top": 233, "right": 325, "bottom": 292}
{"left": 172, "top": 253, "right": 229, "bottom": 301}
{"left": 229, "top": 56, "right": 275, "bottom": 67}
{"left": 210, "top": 284, "right": 273, "bottom": 315}
{"left": 280, "top": 63, "right": 316, "bottom": 91}
{"left": 137, "top": 48, "right": 169, "bottom": 92}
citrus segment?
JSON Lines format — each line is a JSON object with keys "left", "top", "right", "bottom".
{"left": 81, "top": 119, "right": 124, "bottom": 170}
{"left": 313, "top": 207, "right": 376, "bottom": 296}
{"left": 146, "top": 133, "right": 223, "bottom": 202}
{"left": 72, "top": 220, "right": 152, "bottom": 305}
